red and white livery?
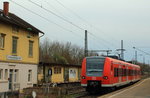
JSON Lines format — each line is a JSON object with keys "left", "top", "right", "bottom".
{"left": 81, "top": 56, "right": 141, "bottom": 92}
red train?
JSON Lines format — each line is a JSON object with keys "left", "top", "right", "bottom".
{"left": 81, "top": 56, "right": 141, "bottom": 92}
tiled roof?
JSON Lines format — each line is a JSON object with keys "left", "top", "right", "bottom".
{"left": 0, "top": 10, "right": 44, "bottom": 34}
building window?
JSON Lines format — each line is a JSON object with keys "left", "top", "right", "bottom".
{"left": 12, "top": 37, "right": 18, "bottom": 54}
{"left": 12, "top": 26, "right": 19, "bottom": 33}
{"left": 4, "top": 69, "right": 8, "bottom": 80}
{"left": 54, "top": 67, "right": 61, "bottom": 74}
{"left": 29, "top": 41, "right": 33, "bottom": 57}
{"left": 0, "top": 69, "right": 3, "bottom": 80}
{"left": 0, "top": 33, "right": 5, "bottom": 49}
{"left": 14, "top": 69, "right": 19, "bottom": 82}
{"left": 28, "top": 70, "right": 32, "bottom": 82}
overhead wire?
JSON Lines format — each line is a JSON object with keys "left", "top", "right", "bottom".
{"left": 33, "top": 0, "right": 125, "bottom": 51}
{"left": 88, "top": 33, "right": 112, "bottom": 49}
{"left": 54, "top": 0, "right": 90, "bottom": 26}
{"left": 28, "top": 0, "right": 114, "bottom": 50}
{"left": 28, "top": 0, "right": 85, "bottom": 31}
{"left": 52, "top": 0, "right": 120, "bottom": 48}
{"left": 88, "top": 31, "right": 117, "bottom": 48}
{"left": 10, "top": 0, "right": 123, "bottom": 53}
{"left": 28, "top": 0, "right": 118, "bottom": 50}
{"left": 134, "top": 47, "right": 150, "bottom": 56}
{"left": 9, "top": 0, "right": 84, "bottom": 40}
{"left": 43, "top": 0, "right": 70, "bottom": 22}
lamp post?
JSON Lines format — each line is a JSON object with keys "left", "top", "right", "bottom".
{"left": 133, "top": 47, "right": 137, "bottom": 64}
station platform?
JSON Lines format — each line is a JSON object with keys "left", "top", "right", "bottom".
{"left": 100, "top": 78, "right": 150, "bottom": 98}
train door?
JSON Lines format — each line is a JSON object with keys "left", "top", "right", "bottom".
{"left": 126, "top": 67, "right": 128, "bottom": 81}
{"left": 133, "top": 68, "right": 135, "bottom": 80}
{"left": 119, "top": 66, "right": 122, "bottom": 83}
{"left": 122, "top": 66, "right": 125, "bottom": 82}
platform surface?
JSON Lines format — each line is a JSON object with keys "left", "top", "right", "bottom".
{"left": 100, "top": 78, "right": 150, "bottom": 98}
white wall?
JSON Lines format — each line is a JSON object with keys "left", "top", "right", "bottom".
{"left": 0, "top": 62, "right": 37, "bottom": 93}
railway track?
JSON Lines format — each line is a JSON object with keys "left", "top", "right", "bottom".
{"left": 77, "top": 81, "right": 141, "bottom": 98}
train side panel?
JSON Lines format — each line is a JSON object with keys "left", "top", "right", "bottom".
{"left": 81, "top": 56, "right": 141, "bottom": 93}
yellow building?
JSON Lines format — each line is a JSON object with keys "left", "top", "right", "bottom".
{"left": 38, "top": 63, "right": 81, "bottom": 84}
{"left": 0, "top": 2, "right": 44, "bottom": 97}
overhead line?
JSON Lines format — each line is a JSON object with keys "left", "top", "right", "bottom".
{"left": 44, "top": 0, "right": 70, "bottom": 21}
{"left": 54, "top": 0, "right": 90, "bottom": 26}
{"left": 28, "top": 0, "right": 85, "bottom": 31}
{"left": 11, "top": 0, "right": 121, "bottom": 50}
{"left": 134, "top": 47, "right": 150, "bottom": 56}
{"left": 88, "top": 31, "right": 117, "bottom": 48}
{"left": 53, "top": 0, "right": 119, "bottom": 48}
{"left": 30, "top": 0, "right": 120, "bottom": 50}
{"left": 9, "top": 0, "right": 84, "bottom": 39}
{"left": 28, "top": 0, "right": 117, "bottom": 50}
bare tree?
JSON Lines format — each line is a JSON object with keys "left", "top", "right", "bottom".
{"left": 40, "top": 38, "right": 85, "bottom": 64}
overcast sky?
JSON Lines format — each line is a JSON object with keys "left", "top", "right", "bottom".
{"left": 1, "top": 0, "right": 150, "bottom": 63}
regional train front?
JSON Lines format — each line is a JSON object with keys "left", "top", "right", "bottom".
{"left": 81, "top": 56, "right": 106, "bottom": 92}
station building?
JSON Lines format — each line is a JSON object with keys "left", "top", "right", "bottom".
{"left": 38, "top": 62, "right": 81, "bottom": 84}
{"left": 0, "top": 2, "right": 44, "bottom": 97}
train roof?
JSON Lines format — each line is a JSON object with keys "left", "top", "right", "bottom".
{"left": 85, "top": 56, "right": 105, "bottom": 59}
{"left": 85, "top": 56, "right": 140, "bottom": 68}
{"left": 106, "top": 57, "right": 140, "bottom": 68}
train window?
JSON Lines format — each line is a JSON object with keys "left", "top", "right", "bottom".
{"left": 135, "top": 70, "right": 136, "bottom": 75}
{"left": 122, "top": 68, "right": 123, "bottom": 76}
{"left": 123, "top": 69, "right": 125, "bottom": 76}
{"left": 122, "top": 68, "right": 124, "bottom": 76}
{"left": 114, "top": 68, "right": 118, "bottom": 77}
{"left": 130, "top": 69, "right": 132, "bottom": 76}
{"left": 86, "top": 57, "right": 105, "bottom": 76}
{"left": 118, "top": 68, "right": 120, "bottom": 76}
{"left": 124, "top": 69, "right": 126, "bottom": 76}
{"left": 128, "top": 69, "right": 130, "bottom": 76}
{"left": 118, "top": 68, "right": 122, "bottom": 77}
{"left": 114, "top": 68, "right": 116, "bottom": 77}
{"left": 121, "top": 68, "right": 123, "bottom": 76}
{"left": 126, "top": 69, "right": 127, "bottom": 76}
{"left": 118, "top": 68, "right": 120, "bottom": 77}
{"left": 116, "top": 68, "right": 118, "bottom": 77}
{"left": 131, "top": 70, "right": 133, "bottom": 76}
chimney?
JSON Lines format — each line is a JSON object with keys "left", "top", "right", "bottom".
{"left": 3, "top": 2, "right": 9, "bottom": 16}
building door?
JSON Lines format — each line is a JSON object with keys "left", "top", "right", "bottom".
{"left": 47, "top": 68, "right": 52, "bottom": 82}
{"left": 9, "top": 69, "right": 13, "bottom": 90}
{"left": 64, "top": 67, "right": 69, "bottom": 82}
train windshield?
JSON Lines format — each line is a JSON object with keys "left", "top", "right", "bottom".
{"left": 86, "top": 57, "right": 105, "bottom": 76}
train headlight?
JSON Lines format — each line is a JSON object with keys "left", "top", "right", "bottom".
{"left": 82, "top": 76, "right": 86, "bottom": 79}
{"left": 103, "top": 76, "right": 108, "bottom": 80}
